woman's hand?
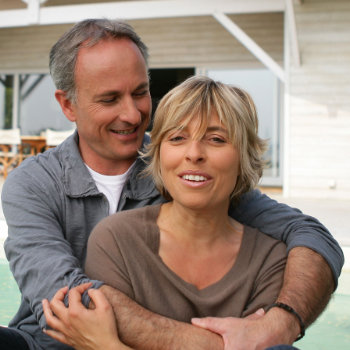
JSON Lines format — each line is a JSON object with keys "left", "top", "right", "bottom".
{"left": 42, "top": 283, "right": 132, "bottom": 350}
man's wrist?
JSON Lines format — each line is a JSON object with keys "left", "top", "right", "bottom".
{"left": 266, "top": 302, "right": 305, "bottom": 341}
{"left": 263, "top": 306, "right": 300, "bottom": 345}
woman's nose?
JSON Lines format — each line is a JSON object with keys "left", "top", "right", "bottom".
{"left": 185, "top": 140, "right": 205, "bottom": 163}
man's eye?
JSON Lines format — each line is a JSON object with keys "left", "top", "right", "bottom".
{"left": 101, "top": 97, "right": 117, "bottom": 103}
{"left": 134, "top": 90, "right": 148, "bottom": 97}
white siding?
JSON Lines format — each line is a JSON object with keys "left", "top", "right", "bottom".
{"left": 0, "top": 13, "right": 283, "bottom": 71}
{"left": 136, "top": 13, "right": 283, "bottom": 69}
{"left": 287, "top": 0, "right": 350, "bottom": 199}
{"left": 0, "top": 24, "right": 71, "bottom": 71}
{"left": 3, "top": 0, "right": 349, "bottom": 199}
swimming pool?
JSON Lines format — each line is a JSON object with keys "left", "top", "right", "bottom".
{"left": 1, "top": 259, "right": 349, "bottom": 349}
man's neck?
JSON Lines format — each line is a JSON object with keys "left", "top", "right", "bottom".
{"left": 85, "top": 158, "right": 136, "bottom": 176}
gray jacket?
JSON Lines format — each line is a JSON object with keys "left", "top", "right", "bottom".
{"left": 1, "top": 132, "right": 344, "bottom": 350}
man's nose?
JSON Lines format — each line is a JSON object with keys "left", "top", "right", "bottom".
{"left": 185, "top": 140, "right": 205, "bottom": 163}
{"left": 118, "top": 96, "right": 141, "bottom": 125}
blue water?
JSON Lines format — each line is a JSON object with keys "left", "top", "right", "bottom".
{"left": 0, "top": 261, "right": 20, "bottom": 325}
{"left": 0, "top": 260, "right": 349, "bottom": 349}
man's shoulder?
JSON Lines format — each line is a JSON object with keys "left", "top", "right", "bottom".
{"left": 4, "top": 148, "right": 62, "bottom": 185}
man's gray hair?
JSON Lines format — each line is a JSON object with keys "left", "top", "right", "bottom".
{"left": 49, "top": 18, "right": 149, "bottom": 102}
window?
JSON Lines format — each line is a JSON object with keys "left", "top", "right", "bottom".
{"left": 0, "top": 75, "right": 14, "bottom": 129}
{"left": 19, "top": 74, "right": 74, "bottom": 135}
{"left": 1, "top": 73, "right": 74, "bottom": 135}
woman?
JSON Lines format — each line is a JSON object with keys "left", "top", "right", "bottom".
{"left": 84, "top": 75, "right": 286, "bottom": 319}
{"left": 43, "top": 76, "right": 288, "bottom": 349}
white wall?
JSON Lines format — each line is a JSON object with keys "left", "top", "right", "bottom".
{"left": 287, "top": 0, "right": 350, "bottom": 199}
{"left": 0, "top": 12, "right": 283, "bottom": 71}
{"left": 2, "top": 0, "right": 349, "bottom": 199}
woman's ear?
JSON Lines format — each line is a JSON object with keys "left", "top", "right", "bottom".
{"left": 55, "top": 90, "right": 76, "bottom": 122}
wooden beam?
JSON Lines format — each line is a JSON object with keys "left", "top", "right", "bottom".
{"left": 0, "top": 0, "right": 285, "bottom": 28}
{"left": 285, "top": 0, "right": 301, "bottom": 66}
{"left": 26, "top": 0, "right": 40, "bottom": 24}
{"left": 213, "top": 12, "right": 285, "bottom": 82}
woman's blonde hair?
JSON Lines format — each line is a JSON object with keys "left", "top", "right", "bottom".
{"left": 142, "top": 75, "right": 267, "bottom": 201}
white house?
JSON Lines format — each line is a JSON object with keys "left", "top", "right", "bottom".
{"left": 0, "top": 0, "right": 349, "bottom": 199}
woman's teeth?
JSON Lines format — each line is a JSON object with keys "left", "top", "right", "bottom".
{"left": 182, "top": 174, "right": 207, "bottom": 182}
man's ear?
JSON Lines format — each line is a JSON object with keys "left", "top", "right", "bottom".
{"left": 55, "top": 90, "right": 76, "bottom": 122}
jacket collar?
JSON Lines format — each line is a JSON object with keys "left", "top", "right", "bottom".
{"left": 59, "top": 130, "right": 159, "bottom": 200}
{"left": 122, "top": 155, "right": 160, "bottom": 201}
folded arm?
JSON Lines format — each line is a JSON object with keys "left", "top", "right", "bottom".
{"left": 231, "top": 190, "right": 340, "bottom": 322}
{"left": 43, "top": 283, "right": 224, "bottom": 350}
{"left": 192, "top": 247, "right": 334, "bottom": 349}
{"left": 231, "top": 190, "right": 344, "bottom": 285}
{"left": 43, "top": 283, "right": 131, "bottom": 350}
{"left": 101, "top": 285, "right": 224, "bottom": 350}
{"left": 209, "top": 189, "right": 342, "bottom": 346}
{"left": 1, "top": 171, "right": 102, "bottom": 329}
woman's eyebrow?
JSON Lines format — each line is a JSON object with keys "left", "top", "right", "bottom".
{"left": 206, "top": 126, "right": 228, "bottom": 134}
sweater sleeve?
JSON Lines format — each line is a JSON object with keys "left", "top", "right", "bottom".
{"left": 229, "top": 189, "right": 344, "bottom": 287}
{"left": 85, "top": 215, "right": 135, "bottom": 299}
{"left": 242, "top": 239, "right": 287, "bottom": 317}
{"left": 1, "top": 165, "right": 103, "bottom": 330}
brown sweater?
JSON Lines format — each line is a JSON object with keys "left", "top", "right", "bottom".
{"left": 85, "top": 204, "right": 287, "bottom": 322}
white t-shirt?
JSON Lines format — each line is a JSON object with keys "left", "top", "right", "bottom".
{"left": 85, "top": 163, "right": 135, "bottom": 215}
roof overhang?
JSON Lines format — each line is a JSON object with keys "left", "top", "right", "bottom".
{"left": 1, "top": 0, "right": 302, "bottom": 81}
{"left": 4, "top": 0, "right": 285, "bottom": 26}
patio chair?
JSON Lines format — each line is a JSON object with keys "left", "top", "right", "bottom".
{"left": 45, "top": 129, "right": 75, "bottom": 149}
{"left": 0, "top": 128, "right": 32, "bottom": 178}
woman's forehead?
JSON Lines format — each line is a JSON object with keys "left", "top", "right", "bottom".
{"left": 176, "top": 112, "right": 225, "bottom": 129}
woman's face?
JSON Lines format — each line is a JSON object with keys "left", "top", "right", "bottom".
{"left": 159, "top": 113, "right": 240, "bottom": 212}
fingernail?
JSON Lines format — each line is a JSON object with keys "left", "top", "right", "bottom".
{"left": 256, "top": 308, "right": 265, "bottom": 316}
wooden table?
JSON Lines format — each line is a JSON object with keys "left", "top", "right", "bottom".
{"left": 21, "top": 136, "right": 47, "bottom": 155}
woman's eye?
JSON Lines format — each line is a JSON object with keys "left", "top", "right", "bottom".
{"left": 169, "top": 135, "right": 184, "bottom": 142}
{"left": 210, "top": 136, "right": 226, "bottom": 143}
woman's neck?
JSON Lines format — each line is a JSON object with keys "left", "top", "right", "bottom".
{"left": 157, "top": 201, "right": 244, "bottom": 289}
{"left": 158, "top": 201, "right": 241, "bottom": 245}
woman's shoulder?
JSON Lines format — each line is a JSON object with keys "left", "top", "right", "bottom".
{"left": 243, "top": 226, "right": 287, "bottom": 256}
{"left": 91, "top": 204, "right": 162, "bottom": 243}
{"left": 107, "top": 204, "right": 161, "bottom": 224}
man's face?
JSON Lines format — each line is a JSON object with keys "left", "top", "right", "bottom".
{"left": 65, "top": 38, "right": 151, "bottom": 174}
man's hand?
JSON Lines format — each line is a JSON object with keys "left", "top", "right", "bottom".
{"left": 42, "top": 283, "right": 131, "bottom": 350}
{"left": 191, "top": 247, "right": 334, "bottom": 350}
{"left": 191, "top": 308, "right": 297, "bottom": 350}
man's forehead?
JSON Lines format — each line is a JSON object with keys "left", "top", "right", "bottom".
{"left": 78, "top": 37, "right": 142, "bottom": 59}
{"left": 74, "top": 38, "right": 148, "bottom": 90}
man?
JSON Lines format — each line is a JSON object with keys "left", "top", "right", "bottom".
{"left": 0, "top": 19, "right": 343, "bottom": 350}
